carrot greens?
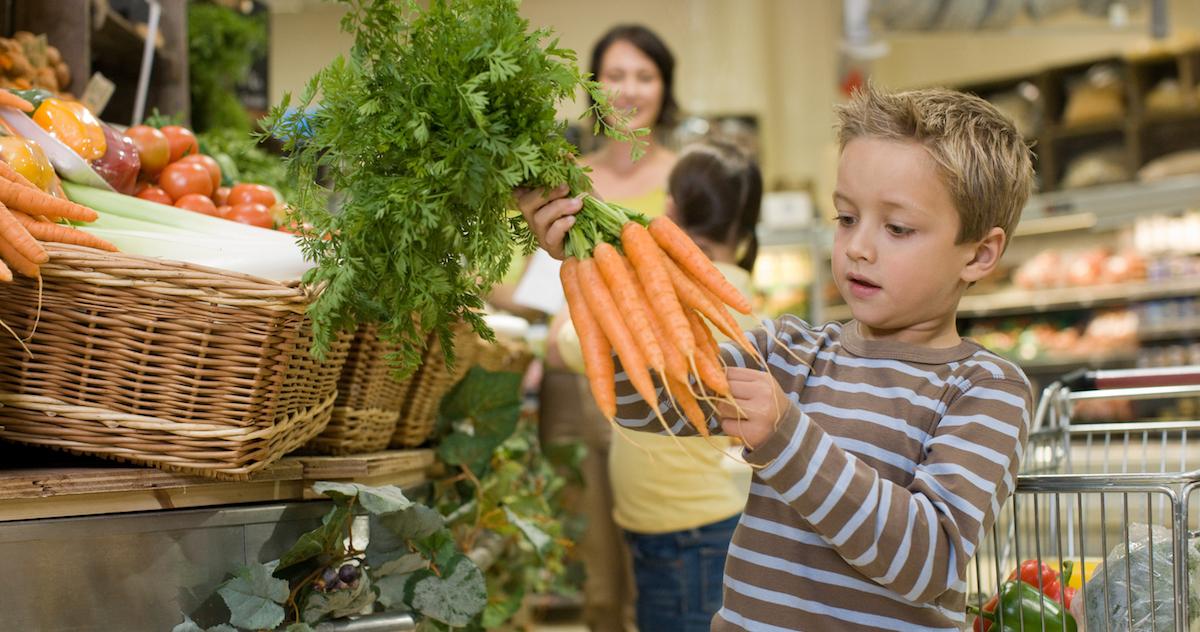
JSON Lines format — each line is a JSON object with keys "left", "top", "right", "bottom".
{"left": 262, "top": 0, "right": 643, "bottom": 373}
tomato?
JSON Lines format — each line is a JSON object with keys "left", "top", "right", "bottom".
{"left": 227, "top": 183, "right": 277, "bottom": 208}
{"left": 178, "top": 154, "right": 222, "bottom": 191}
{"left": 125, "top": 125, "right": 170, "bottom": 177}
{"left": 160, "top": 125, "right": 198, "bottom": 163}
{"left": 216, "top": 205, "right": 232, "bottom": 217}
{"left": 174, "top": 193, "right": 219, "bottom": 217}
{"left": 135, "top": 184, "right": 173, "bottom": 205}
{"left": 213, "top": 186, "right": 231, "bottom": 206}
{"left": 159, "top": 160, "right": 213, "bottom": 201}
{"left": 224, "top": 202, "right": 273, "bottom": 229}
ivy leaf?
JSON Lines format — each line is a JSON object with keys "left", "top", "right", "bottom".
{"left": 375, "top": 571, "right": 415, "bottom": 609}
{"left": 482, "top": 584, "right": 525, "bottom": 629}
{"left": 366, "top": 506, "right": 443, "bottom": 575}
{"left": 313, "top": 481, "right": 413, "bottom": 515}
{"left": 406, "top": 555, "right": 488, "bottom": 627}
{"left": 217, "top": 562, "right": 288, "bottom": 630}
{"left": 278, "top": 504, "right": 350, "bottom": 570}
{"left": 303, "top": 574, "right": 376, "bottom": 623}
{"left": 437, "top": 368, "right": 522, "bottom": 473}
{"left": 503, "top": 506, "right": 551, "bottom": 559}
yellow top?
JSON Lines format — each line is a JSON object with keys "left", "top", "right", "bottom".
{"left": 557, "top": 188, "right": 756, "bottom": 534}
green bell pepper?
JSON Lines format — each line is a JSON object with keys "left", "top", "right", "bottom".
{"left": 971, "top": 580, "right": 1078, "bottom": 632}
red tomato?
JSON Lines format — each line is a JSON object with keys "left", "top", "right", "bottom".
{"left": 225, "top": 203, "right": 273, "bottom": 229}
{"left": 159, "top": 161, "right": 213, "bottom": 201}
{"left": 178, "top": 154, "right": 221, "bottom": 191}
{"left": 174, "top": 193, "right": 219, "bottom": 217}
{"left": 213, "top": 186, "right": 231, "bottom": 206}
{"left": 125, "top": 125, "right": 170, "bottom": 177}
{"left": 135, "top": 184, "right": 172, "bottom": 205}
{"left": 216, "top": 205, "right": 232, "bottom": 217}
{"left": 227, "top": 183, "right": 277, "bottom": 208}
{"left": 160, "top": 125, "right": 199, "bottom": 163}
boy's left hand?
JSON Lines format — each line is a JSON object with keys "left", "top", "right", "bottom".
{"left": 714, "top": 367, "right": 793, "bottom": 448}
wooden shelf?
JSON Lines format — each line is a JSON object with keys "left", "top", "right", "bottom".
{"left": 1138, "top": 320, "right": 1200, "bottom": 342}
{"left": 0, "top": 447, "right": 435, "bottom": 522}
{"left": 824, "top": 276, "right": 1200, "bottom": 322}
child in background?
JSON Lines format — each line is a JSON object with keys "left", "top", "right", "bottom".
{"left": 519, "top": 84, "right": 1036, "bottom": 631}
{"left": 557, "top": 140, "right": 762, "bottom": 632}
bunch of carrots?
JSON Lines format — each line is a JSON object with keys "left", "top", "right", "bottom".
{"left": 558, "top": 196, "right": 763, "bottom": 436}
{"left": 0, "top": 87, "right": 114, "bottom": 282}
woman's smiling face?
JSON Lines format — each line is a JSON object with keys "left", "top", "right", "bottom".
{"left": 597, "top": 39, "right": 664, "bottom": 133}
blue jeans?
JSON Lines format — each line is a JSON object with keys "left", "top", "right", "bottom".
{"left": 623, "top": 514, "right": 739, "bottom": 632}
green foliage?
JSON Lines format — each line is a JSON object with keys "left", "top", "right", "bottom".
{"left": 188, "top": 2, "right": 266, "bottom": 133}
{"left": 217, "top": 562, "right": 289, "bottom": 629}
{"left": 260, "top": 0, "right": 642, "bottom": 373}
{"left": 428, "top": 367, "right": 577, "bottom": 630}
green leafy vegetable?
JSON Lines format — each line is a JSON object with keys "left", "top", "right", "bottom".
{"left": 188, "top": 2, "right": 266, "bottom": 133}
{"left": 262, "top": 0, "right": 642, "bottom": 373}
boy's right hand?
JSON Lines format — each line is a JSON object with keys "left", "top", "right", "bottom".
{"left": 515, "top": 185, "right": 582, "bottom": 260}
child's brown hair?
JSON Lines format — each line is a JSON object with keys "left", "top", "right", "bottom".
{"left": 835, "top": 83, "right": 1034, "bottom": 246}
{"left": 668, "top": 140, "right": 762, "bottom": 272}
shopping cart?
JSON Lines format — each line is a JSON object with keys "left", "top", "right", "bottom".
{"left": 968, "top": 366, "right": 1200, "bottom": 632}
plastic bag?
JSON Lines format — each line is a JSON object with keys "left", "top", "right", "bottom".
{"left": 1083, "top": 523, "right": 1200, "bottom": 632}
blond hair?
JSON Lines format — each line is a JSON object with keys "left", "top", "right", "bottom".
{"left": 835, "top": 83, "right": 1034, "bottom": 245}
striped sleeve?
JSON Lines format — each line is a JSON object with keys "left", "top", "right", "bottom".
{"left": 744, "top": 376, "right": 1031, "bottom": 603}
{"left": 611, "top": 315, "right": 823, "bottom": 437}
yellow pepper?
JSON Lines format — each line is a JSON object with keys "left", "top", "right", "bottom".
{"left": 32, "top": 98, "right": 106, "bottom": 161}
{"left": 0, "top": 135, "right": 55, "bottom": 192}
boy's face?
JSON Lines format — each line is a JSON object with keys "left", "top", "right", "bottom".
{"left": 831, "top": 137, "right": 984, "bottom": 346}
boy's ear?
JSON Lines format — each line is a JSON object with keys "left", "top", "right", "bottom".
{"left": 961, "top": 226, "right": 1006, "bottom": 283}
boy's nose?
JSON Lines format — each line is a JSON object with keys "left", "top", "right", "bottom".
{"left": 844, "top": 231, "right": 875, "bottom": 263}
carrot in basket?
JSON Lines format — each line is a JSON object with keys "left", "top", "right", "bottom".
{"left": 577, "top": 256, "right": 658, "bottom": 408}
{"left": 648, "top": 215, "right": 753, "bottom": 315}
{"left": 0, "top": 204, "right": 47, "bottom": 264}
{"left": 592, "top": 242, "right": 664, "bottom": 374}
{"left": 0, "top": 177, "right": 98, "bottom": 223}
{"left": 561, "top": 257, "right": 617, "bottom": 419}
{"left": 10, "top": 211, "right": 117, "bottom": 251}
{"left": 620, "top": 221, "right": 695, "bottom": 358}
{"left": 0, "top": 90, "right": 33, "bottom": 113}
{"left": 0, "top": 232, "right": 39, "bottom": 277}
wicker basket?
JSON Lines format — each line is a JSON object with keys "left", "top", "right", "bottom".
{"left": 307, "top": 324, "right": 411, "bottom": 455}
{"left": 388, "top": 326, "right": 481, "bottom": 449}
{"left": 0, "top": 244, "right": 350, "bottom": 480}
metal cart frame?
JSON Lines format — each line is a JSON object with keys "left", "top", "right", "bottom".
{"left": 970, "top": 366, "right": 1200, "bottom": 632}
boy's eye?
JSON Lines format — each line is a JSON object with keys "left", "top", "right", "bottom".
{"left": 886, "top": 224, "right": 913, "bottom": 236}
{"left": 833, "top": 214, "right": 855, "bottom": 227}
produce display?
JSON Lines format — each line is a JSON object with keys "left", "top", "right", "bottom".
{"left": 0, "top": 32, "right": 71, "bottom": 93}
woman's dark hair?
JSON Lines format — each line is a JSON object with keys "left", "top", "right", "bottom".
{"left": 668, "top": 141, "right": 763, "bottom": 272}
{"left": 589, "top": 24, "right": 678, "bottom": 129}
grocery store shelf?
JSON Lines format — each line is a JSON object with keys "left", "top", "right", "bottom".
{"left": 823, "top": 276, "right": 1200, "bottom": 322}
{"left": 1007, "top": 350, "right": 1139, "bottom": 373}
{"left": 1138, "top": 320, "right": 1200, "bottom": 342}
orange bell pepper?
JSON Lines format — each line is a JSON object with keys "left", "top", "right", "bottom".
{"left": 32, "top": 98, "right": 106, "bottom": 161}
{"left": 0, "top": 134, "right": 55, "bottom": 192}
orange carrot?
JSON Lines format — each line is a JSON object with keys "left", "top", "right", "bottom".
{"left": 593, "top": 242, "right": 664, "bottom": 373}
{"left": 561, "top": 257, "right": 617, "bottom": 419}
{"left": 0, "top": 158, "right": 39, "bottom": 191}
{"left": 686, "top": 308, "right": 730, "bottom": 397}
{"left": 626, "top": 257, "right": 690, "bottom": 386}
{"left": 0, "top": 91, "right": 33, "bottom": 113}
{"left": 0, "top": 233, "right": 39, "bottom": 277}
{"left": 11, "top": 211, "right": 117, "bottom": 251}
{"left": 0, "top": 177, "right": 98, "bottom": 223}
{"left": 667, "top": 375, "right": 709, "bottom": 437}
{"left": 648, "top": 216, "right": 753, "bottom": 315}
{"left": 577, "top": 257, "right": 659, "bottom": 408}
{"left": 660, "top": 254, "right": 760, "bottom": 362}
{"left": 0, "top": 205, "right": 47, "bottom": 264}
{"left": 0, "top": 256, "right": 11, "bottom": 282}
{"left": 620, "top": 221, "right": 695, "bottom": 358}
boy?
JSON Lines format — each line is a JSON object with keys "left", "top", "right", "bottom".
{"left": 518, "top": 84, "right": 1034, "bottom": 631}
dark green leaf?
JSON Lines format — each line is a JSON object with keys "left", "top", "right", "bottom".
{"left": 481, "top": 584, "right": 525, "bottom": 629}
{"left": 278, "top": 504, "right": 350, "bottom": 570}
{"left": 312, "top": 482, "right": 413, "bottom": 515}
{"left": 303, "top": 574, "right": 376, "bottom": 623}
{"left": 408, "top": 555, "right": 488, "bottom": 626}
{"left": 217, "top": 562, "right": 288, "bottom": 630}
{"left": 375, "top": 571, "right": 416, "bottom": 609}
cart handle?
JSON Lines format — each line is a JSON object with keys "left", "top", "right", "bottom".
{"left": 1061, "top": 366, "right": 1200, "bottom": 391}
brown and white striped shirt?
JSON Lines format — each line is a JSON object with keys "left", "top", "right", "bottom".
{"left": 613, "top": 317, "right": 1032, "bottom": 631}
